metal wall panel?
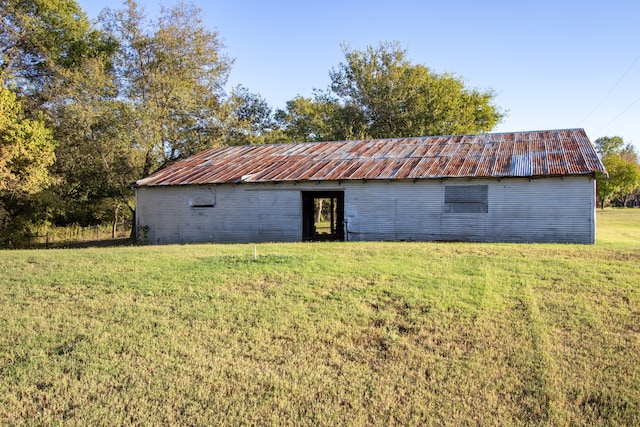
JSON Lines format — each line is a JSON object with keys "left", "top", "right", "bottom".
{"left": 136, "top": 176, "right": 596, "bottom": 244}
{"left": 136, "top": 185, "right": 300, "bottom": 244}
{"left": 341, "top": 176, "right": 595, "bottom": 244}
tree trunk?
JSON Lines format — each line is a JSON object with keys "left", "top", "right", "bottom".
{"left": 121, "top": 193, "right": 136, "bottom": 242}
{"left": 314, "top": 199, "right": 323, "bottom": 223}
{"left": 130, "top": 209, "right": 137, "bottom": 242}
{"left": 112, "top": 204, "right": 120, "bottom": 239}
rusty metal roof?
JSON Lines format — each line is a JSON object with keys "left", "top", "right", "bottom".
{"left": 135, "top": 129, "right": 606, "bottom": 187}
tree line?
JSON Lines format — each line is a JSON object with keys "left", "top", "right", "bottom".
{"left": 595, "top": 136, "right": 640, "bottom": 209}
{"left": 1, "top": 0, "right": 637, "bottom": 247}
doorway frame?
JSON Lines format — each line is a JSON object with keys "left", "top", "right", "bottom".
{"left": 301, "top": 191, "right": 345, "bottom": 241}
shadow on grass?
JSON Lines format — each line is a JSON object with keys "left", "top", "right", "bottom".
{"left": 46, "top": 237, "right": 134, "bottom": 249}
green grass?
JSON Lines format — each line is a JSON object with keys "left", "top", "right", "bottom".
{"left": 597, "top": 207, "right": 640, "bottom": 247}
{"left": 1, "top": 209, "right": 639, "bottom": 425}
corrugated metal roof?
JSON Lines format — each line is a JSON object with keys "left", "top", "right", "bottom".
{"left": 135, "top": 129, "right": 606, "bottom": 187}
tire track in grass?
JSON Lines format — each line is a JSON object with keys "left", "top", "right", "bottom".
{"left": 516, "top": 282, "right": 562, "bottom": 424}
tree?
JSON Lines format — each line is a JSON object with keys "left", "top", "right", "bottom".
{"left": 0, "top": 82, "right": 56, "bottom": 244}
{"left": 276, "top": 91, "right": 367, "bottom": 142}
{"left": 101, "top": 0, "right": 233, "bottom": 177}
{"left": 594, "top": 136, "right": 640, "bottom": 208}
{"left": 226, "top": 86, "right": 286, "bottom": 145}
{"left": 49, "top": 55, "right": 140, "bottom": 228}
{"left": 595, "top": 136, "right": 625, "bottom": 158}
{"left": 1, "top": 0, "right": 121, "bottom": 242}
{"left": 1, "top": 0, "right": 114, "bottom": 108}
{"left": 328, "top": 41, "right": 504, "bottom": 138}
{"left": 277, "top": 42, "right": 503, "bottom": 142}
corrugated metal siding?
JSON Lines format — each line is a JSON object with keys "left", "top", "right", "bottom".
{"left": 341, "top": 176, "right": 595, "bottom": 244}
{"left": 136, "top": 129, "right": 605, "bottom": 187}
{"left": 136, "top": 176, "right": 596, "bottom": 245}
{"left": 483, "top": 177, "right": 595, "bottom": 243}
{"left": 136, "top": 185, "right": 302, "bottom": 244}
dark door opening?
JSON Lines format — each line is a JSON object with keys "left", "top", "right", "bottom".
{"left": 302, "top": 191, "right": 344, "bottom": 241}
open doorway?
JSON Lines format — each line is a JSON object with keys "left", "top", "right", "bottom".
{"left": 302, "top": 191, "right": 344, "bottom": 241}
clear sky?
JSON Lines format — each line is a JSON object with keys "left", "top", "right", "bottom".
{"left": 77, "top": 0, "right": 640, "bottom": 152}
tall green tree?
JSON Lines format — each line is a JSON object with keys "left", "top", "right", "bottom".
{"left": 0, "top": 82, "right": 56, "bottom": 244}
{"left": 276, "top": 91, "right": 367, "bottom": 142}
{"left": 1, "top": 0, "right": 118, "bottom": 242}
{"left": 226, "top": 86, "right": 286, "bottom": 145}
{"left": 49, "top": 55, "right": 139, "bottom": 227}
{"left": 0, "top": 85, "right": 54, "bottom": 195}
{"left": 277, "top": 42, "right": 503, "bottom": 141}
{"left": 1, "top": 0, "right": 113, "bottom": 106}
{"left": 101, "top": 0, "right": 233, "bottom": 177}
{"left": 595, "top": 136, "right": 626, "bottom": 158}
{"left": 329, "top": 41, "right": 503, "bottom": 138}
{"left": 595, "top": 136, "right": 640, "bottom": 208}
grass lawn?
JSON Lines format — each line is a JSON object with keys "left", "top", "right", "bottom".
{"left": 1, "top": 209, "right": 639, "bottom": 425}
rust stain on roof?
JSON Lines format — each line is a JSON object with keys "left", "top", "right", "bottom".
{"left": 136, "top": 129, "right": 606, "bottom": 187}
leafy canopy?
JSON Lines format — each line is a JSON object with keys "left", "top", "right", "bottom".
{"left": 0, "top": 84, "right": 55, "bottom": 196}
{"left": 101, "top": 0, "right": 233, "bottom": 175}
{"left": 1, "top": 0, "right": 115, "bottom": 99}
{"left": 0, "top": 82, "right": 55, "bottom": 237}
{"left": 226, "top": 86, "right": 287, "bottom": 145}
{"left": 594, "top": 136, "right": 640, "bottom": 208}
{"left": 277, "top": 41, "right": 504, "bottom": 142}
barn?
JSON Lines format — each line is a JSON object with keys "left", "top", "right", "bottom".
{"left": 134, "top": 128, "right": 606, "bottom": 244}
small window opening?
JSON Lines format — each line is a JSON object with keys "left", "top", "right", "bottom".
{"left": 188, "top": 187, "right": 216, "bottom": 208}
{"left": 444, "top": 185, "right": 488, "bottom": 213}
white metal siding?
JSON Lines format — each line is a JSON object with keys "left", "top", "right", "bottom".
{"left": 136, "top": 185, "right": 302, "bottom": 244}
{"left": 483, "top": 177, "right": 595, "bottom": 243}
{"left": 136, "top": 176, "right": 596, "bottom": 244}
{"left": 136, "top": 182, "right": 345, "bottom": 244}
{"left": 342, "top": 176, "right": 596, "bottom": 243}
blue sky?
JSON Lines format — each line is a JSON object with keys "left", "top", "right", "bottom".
{"left": 78, "top": 0, "right": 640, "bottom": 152}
